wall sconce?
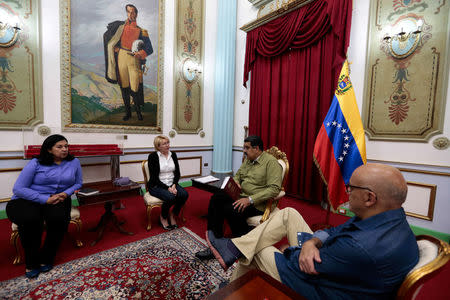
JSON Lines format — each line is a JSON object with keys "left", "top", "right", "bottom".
{"left": 382, "top": 19, "right": 423, "bottom": 59}
{"left": 383, "top": 19, "right": 422, "bottom": 42}
{"left": 0, "top": 13, "right": 21, "bottom": 48}
{"left": 182, "top": 58, "right": 202, "bottom": 83}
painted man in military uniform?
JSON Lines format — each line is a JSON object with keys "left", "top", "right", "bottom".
{"left": 104, "top": 4, "right": 153, "bottom": 121}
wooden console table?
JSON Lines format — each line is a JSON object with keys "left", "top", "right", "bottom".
{"left": 24, "top": 144, "right": 124, "bottom": 179}
{"left": 77, "top": 180, "right": 141, "bottom": 246}
{"left": 207, "top": 269, "right": 304, "bottom": 299}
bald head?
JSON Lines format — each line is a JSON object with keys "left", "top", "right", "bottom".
{"left": 353, "top": 163, "right": 407, "bottom": 209}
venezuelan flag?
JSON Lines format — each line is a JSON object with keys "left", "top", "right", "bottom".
{"left": 313, "top": 60, "right": 366, "bottom": 210}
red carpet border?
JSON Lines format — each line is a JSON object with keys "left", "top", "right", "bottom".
{"left": 0, "top": 227, "right": 234, "bottom": 299}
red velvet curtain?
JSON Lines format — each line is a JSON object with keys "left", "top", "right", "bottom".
{"left": 244, "top": 0, "right": 352, "bottom": 202}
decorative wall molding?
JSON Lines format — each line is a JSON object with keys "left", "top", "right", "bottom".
{"left": 363, "top": 0, "right": 449, "bottom": 141}
{"left": 367, "top": 159, "right": 450, "bottom": 170}
{"left": 173, "top": 0, "right": 204, "bottom": 133}
{"left": 0, "top": 0, "right": 43, "bottom": 130}
{"left": 398, "top": 168, "right": 450, "bottom": 177}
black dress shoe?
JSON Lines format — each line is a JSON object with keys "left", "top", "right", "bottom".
{"left": 159, "top": 219, "right": 172, "bottom": 230}
{"left": 25, "top": 268, "right": 40, "bottom": 279}
{"left": 218, "top": 280, "right": 229, "bottom": 289}
{"left": 39, "top": 264, "right": 53, "bottom": 273}
{"left": 195, "top": 248, "right": 214, "bottom": 260}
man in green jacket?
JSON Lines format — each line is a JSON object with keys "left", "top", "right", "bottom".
{"left": 196, "top": 135, "right": 282, "bottom": 260}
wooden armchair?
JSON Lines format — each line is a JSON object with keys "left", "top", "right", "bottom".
{"left": 396, "top": 235, "right": 450, "bottom": 300}
{"left": 141, "top": 160, "right": 185, "bottom": 230}
{"left": 10, "top": 206, "right": 83, "bottom": 265}
{"left": 246, "top": 146, "right": 289, "bottom": 227}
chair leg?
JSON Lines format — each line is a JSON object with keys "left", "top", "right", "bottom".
{"left": 146, "top": 205, "right": 153, "bottom": 231}
{"left": 10, "top": 230, "right": 23, "bottom": 265}
{"left": 70, "top": 218, "right": 84, "bottom": 248}
{"left": 181, "top": 207, "right": 186, "bottom": 222}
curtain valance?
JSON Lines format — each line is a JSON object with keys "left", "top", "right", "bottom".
{"left": 244, "top": 0, "right": 352, "bottom": 86}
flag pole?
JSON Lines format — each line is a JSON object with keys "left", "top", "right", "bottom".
{"left": 311, "top": 185, "right": 332, "bottom": 231}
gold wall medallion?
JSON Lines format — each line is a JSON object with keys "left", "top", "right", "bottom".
{"left": 432, "top": 137, "right": 449, "bottom": 150}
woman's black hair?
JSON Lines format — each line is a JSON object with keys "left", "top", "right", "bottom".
{"left": 37, "top": 134, "right": 74, "bottom": 165}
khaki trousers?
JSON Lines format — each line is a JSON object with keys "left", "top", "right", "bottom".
{"left": 118, "top": 48, "right": 142, "bottom": 92}
{"left": 230, "top": 207, "right": 313, "bottom": 282}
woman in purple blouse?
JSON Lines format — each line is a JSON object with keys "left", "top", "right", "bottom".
{"left": 6, "top": 134, "right": 83, "bottom": 279}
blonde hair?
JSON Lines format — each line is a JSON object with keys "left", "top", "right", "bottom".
{"left": 153, "top": 135, "right": 170, "bottom": 151}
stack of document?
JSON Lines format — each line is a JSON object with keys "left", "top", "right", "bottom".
{"left": 193, "top": 175, "right": 220, "bottom": 183}
{"left": 77, "top": 187, "right": 100, "bottom": 196}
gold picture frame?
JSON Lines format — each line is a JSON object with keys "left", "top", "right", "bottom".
{"left": 404, "top": 181, "right": 436, "bottom": 221}
{"left": 60, "top": 0, "right": 164, "bottom": 133}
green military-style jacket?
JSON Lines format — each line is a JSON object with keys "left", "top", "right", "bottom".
{"left": 233, "top": 151, "right": 282, "bottom": 212}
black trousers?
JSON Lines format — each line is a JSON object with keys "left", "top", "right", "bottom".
{"left": 207, "top": 190, "right": 262, "bottom": 238}
{"left": 6, "top": 198, "right": 71, "bottom": 270}
{"left": 148, "top": 184, "right": 189, "bottom": 219}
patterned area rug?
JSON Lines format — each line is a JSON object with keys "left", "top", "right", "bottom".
{"left": 0, "top": 228, "right": 234, "bottom": 299}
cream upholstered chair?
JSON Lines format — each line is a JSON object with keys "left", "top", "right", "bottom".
{"left": 141, "top": 160, "right": 185, "bottom": 231}
{"left": 246, "top": 146, "right": 289, "bottom": 227}
{"left": 10, "top": 206, "right": 83, "bottom": 265}
{"left": 396, "top": 235, "right": 450, "bottom": 300}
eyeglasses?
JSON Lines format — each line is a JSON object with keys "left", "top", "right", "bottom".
{"left": 345, "top": 184, "right": 375, "bottom": 194}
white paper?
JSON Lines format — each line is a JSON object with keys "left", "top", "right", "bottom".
{"left": 193, "top": 175, "right": 220, "bottom": 184}
{"left": 220, "top": 176, "right": 231, "bottom": 189}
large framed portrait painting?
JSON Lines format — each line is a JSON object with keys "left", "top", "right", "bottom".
{"left": 60, "top": 0, "right": 164, "bottom": 133}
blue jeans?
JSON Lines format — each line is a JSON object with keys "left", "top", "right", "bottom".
{"left": 148, "top": 184, "right": 188, "bottom": 219}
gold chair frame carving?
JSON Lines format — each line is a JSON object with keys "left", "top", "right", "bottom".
{"left": 396, "top": 235, "right": 450, "bottom": 299}
{"left": 247, "top": 146, "right": 289, "bottom": 226}
{"left": 10, "top": 210, "right": 83, "bottom": 265}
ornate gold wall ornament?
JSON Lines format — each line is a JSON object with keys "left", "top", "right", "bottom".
{"left": 0, "top": 17, "right": 20, "bottom": 48}
{"left": 432, "top": 137, "right": 449, "bottom": 150}
{"left": 37, "top": 125, "right": 51, "bottom": 137}
{"left": 199, "top": 130, "right": 205, "bottom": 138}
{"left": 168, "top": 130, "right": 176, "bottom": 138}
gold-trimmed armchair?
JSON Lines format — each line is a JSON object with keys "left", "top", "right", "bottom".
{"left": 396, "top": 235, "right": 450, "bottom": 299}
{"left": 141, "top": 160, "right": 185, "bottom": 230}
{"left": 246, "top": 146, "right": 289, "bottom": 227}
{"left": 10, "top": 206, "right": 83, "bottom": 265}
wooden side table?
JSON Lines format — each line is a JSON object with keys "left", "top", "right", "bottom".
{"left": 77, "top": 180, "right": 141, "bottom": 246}
{"left": 207, "top": 269, "right": 305, "bottom": 300}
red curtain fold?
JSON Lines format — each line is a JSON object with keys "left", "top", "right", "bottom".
{"left": 244, "top": 0, "right": 352, "bottom": 202}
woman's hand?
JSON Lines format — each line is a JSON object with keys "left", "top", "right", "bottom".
{"left": 168, "top": 184, "right": 177, "bottom": 195}
{"left": 47, "top": 192, "right": 68, "bottom": 205}
{"left": 56, "top": 192, "right": 68, "bottom": 199}
{"left": 47, "top": 194, "right": 62, "bottom": 205}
